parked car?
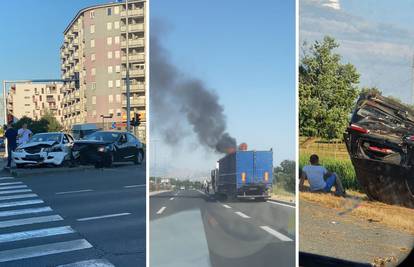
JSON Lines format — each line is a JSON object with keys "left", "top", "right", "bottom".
{"left": 12, "top": 132, "right": 75, "bottom": 168}
{"left": 72, "top": 131, "right": 144, "bottom": 168}
{"left": 71, "top": 123, "right": 99, "bottom": 140}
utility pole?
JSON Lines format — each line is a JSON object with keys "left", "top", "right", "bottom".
{"left": 125, "top": 0, "right": 131, "bottom": 133}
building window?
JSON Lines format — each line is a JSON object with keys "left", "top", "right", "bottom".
{"left": 107, "top": 37, "right": 112, "bottom": 45}
{"left": 115, "top": 80, "right": 121, "bottom": 87}
{"left": 107, "top": 22, "right": 112, "bottom": 30}
{"left": 116, "top": 109, "right": 121, "bottom": 117}
{"left": 92, "top": 96, "right": 96, "bottom": 105}
{"left": 90, "top": 25, "right": 95, "bottom": 34}
{"left": 107, "top": 7, "right": 112, "bottom": 16}
{"left": 90, "top": 11, "right": 95, "bottom": 19}
{"left": 114, "top": 21, "right": 120, "bottom": 29}
{"left": 91, "top": 53, "right": 96, "bottom": 61}
{"left": 107, "top": 51, "right": 113, "bottom": 59}
{"left": 116, "top": 94, "right": 121, "bottom": 103}
{"left": 115, "top": 50, "right": 120, "bottom": 58}
{"left": 114, "top": 6, "right": 120, "bottom": 15}
{"left": 109, "top": 95, "right": 113, "bottom": 103}
{"left": 91, "top": 82, "right": 96, "bottom": 90}
{"left": 90, "top": 39, "right": 95, "bottom": 48}
{"left": 91, "top": 68, "right": 96, "bottom": 76}
{"left": 108, "top": 66, "right": 113, "bottom": 74}
{"left": 109, "top": 109, "right": 114, "bottom": 116}
{"left": 92, "top": 110, "right": 97, "bottom": 116}
{"left": 115, "top": 65, "right": 121, "bottom": 73}
{"left": 108, "top": 80, "right": 113, "bottom": 88}
{"left": 114, "top": 36, "right": 120, "bottom": 44}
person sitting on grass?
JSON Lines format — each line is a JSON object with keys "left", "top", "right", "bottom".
{"left": 299, "top": 154, "right": 346, "bottom": 197}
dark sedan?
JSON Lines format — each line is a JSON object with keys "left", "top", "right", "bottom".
{"left": 72, "top": 131, "right": 144, "bottom": 168}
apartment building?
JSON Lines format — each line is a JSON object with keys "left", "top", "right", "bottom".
{"left": 60, "top": 0, "right": 147, "bottom": 142}
{"left": 7, "top": 83, "right": 64, "bottom": 123}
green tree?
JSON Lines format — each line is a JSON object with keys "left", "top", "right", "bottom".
{"left": 299, "top": 36, "right": 360, "bottom": 139}
{"left": 42, "top": 110, "right": 63, "bottom": 132}
{"left": 274, "top": 160, "right": 296, "bottom": 193}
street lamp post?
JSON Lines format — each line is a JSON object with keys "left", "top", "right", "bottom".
{"left": 125, "top": 0, "right": 131, "bottom": 133}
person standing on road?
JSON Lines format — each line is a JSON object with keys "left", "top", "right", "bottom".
{"left": 17, "top": 123, "right": 32, "bottom": 146}
{"left": 4, "top": 123, "right": 18, "bottom": 169}
{"left": 299, "top": 154, "right": 346, "bottom": 196}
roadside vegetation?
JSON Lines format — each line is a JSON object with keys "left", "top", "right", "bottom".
{"left": 272, "top": 160, "right": 295, "bottom": 203}
{"left": 4, "top": 110, "right": 63, "bottom": 133}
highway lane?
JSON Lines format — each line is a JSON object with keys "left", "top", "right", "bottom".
{"left": 0, "top": 163, "right": 145, "bottom": 267}
{"left": 150, "top": 189, "right": 295, "bottom": 267}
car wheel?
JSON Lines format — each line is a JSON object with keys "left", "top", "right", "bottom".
{"left": 134, "top": 150, "right": 144, "bottom": 165}
{"left": 104, "top": 153, "right": 114, "bottom": 168}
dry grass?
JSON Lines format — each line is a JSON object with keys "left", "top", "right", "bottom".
{"left": 300, "top": 189, "right": 414, "bottom": 234}
{"left": 299, "top": 137, "right": 350, "bottom": 160}
{"left": 271, "top": 193, "right": 295, "bottom": 204}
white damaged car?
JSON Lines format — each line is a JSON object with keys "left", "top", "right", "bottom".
{"left": 12, "top": 132, "right": 74, "bottom": 168}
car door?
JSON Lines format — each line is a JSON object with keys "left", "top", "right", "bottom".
{"left": 126, "top": 133, "right": 139, "bottom": 158}
{"left": 115, "top": 133, "right": 129, "bottom": 161}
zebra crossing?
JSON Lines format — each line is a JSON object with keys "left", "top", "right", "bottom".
{"left": 0, "top": 176, "right": 115, "bottom": 266}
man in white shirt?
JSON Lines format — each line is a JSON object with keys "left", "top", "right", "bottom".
{"left": 17, "top": 123, "right": 33, "bottom": 146}
{"left": 300, "top": 154, "right": 345, "bottom": 196}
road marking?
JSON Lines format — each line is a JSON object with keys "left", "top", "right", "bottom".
{"left": 196, "top": 190, "right": 207, "bottom": 195}
{"left": 57, "top": 259, "right": 115, "bottom": 267}
{"left": 156, "top": 207, "right": 166, "bottom": 214}
{"left": 222, "top": 204, "right": 232, "bottom": 209}
{"left": 267, "top": 200, "right": 295, "bottom": 209}
{"left": 0, "top": 226, "right": 75, "bottom": 243}
{"left": 0, "top": 215, "right": 63, "bottom": 228}
{"left": 170, "top": 197, "right": 174, "bottom": 200}
{"left": 124, "top": 184, "right": 146, "bottom": 188}
{"left": 77, "top": 213, "right": 131, "bottom": 222}
{"left": 0, "top": 239, "right": 92, "bottom": 263}
{"left": 0, "top": 199, "right": 43, "bottom": 208}
{"left": 0, "top": 185, "right": 27, "bottom": 190}
{"left": 260, "top": 226, "right": 293, "bottom": 241}
{"left": 0, "top": 193, "right": 38, "bottom": 201}
{"left": 56, "top": 189, "right": 93, "bottom": 195}
{"left": 0, "top": 207, "right": 52, "bottom": 217}
{"left": 0, "top": 182, "right": 22, "bottom": 186}
{"left": 0, "top": 177, "right": 14, "bottom": 180}
{"left": 0, "top": 189, "right": 32, "bottom": 195}
{"left": 234, "top": 211, "right": 250, "bottom": 219}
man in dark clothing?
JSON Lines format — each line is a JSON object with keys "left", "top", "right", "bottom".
{"left": 4, "top": 123, "right": 18, "bottom": 168}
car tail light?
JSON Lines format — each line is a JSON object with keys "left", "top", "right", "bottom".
{"left": 264, "top": 172, "right": 269, "bottom": 182}
{"left": 368, "top": 146, "right": 393, "bottom": 154}
{"left": 408, "top": 136, "right": 414, "bottom": 142}
{"left": 241, "top": 172, "right": 246, "bottom": 183}
{"left": 349, "top": 124, "right": 370, "bottom": 134}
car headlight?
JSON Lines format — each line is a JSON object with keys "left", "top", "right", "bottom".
{"left": 44, "top": 147, "right": 63, "bottom": 153}
{"left": 97, "top": 146, "right": 106, "bottom": 152}
{"left": 15, "top": 148, "right": 24, "bottom": 153}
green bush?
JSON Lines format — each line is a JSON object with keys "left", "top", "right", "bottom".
{"left": 299, "top": 154, "right": 360, "bottom": 191}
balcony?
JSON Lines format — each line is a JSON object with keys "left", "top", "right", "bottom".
{"left": 122, "top": 83, "right": 145, "bottom": 93}
{"left": 121, "top": 9, "right": 144, "bottom": 17}
{"left": 75, "top": 91, "right": 80, "bottom": 99}
{"left": 46, "top": 97, "right": 56, "bottom": 103}
{"left": 121, "top": 53, "right": 145, "bottom": 62}
{"left": 120, "top": 24, "right": 144, "bottom": 32}
{"left": 122, "top": 98, "right": 145, "bottom": 107}
{"left": 121, "top": 38, "right": 144, "bottom": 48}
{"left": 73, "top": 25, "right": 79, "bottom": 32}
{"left": 75, "top": 104, "right": 81, "bottom": 111}
{"left": 74, "top": 52, "right": 79, "bottom": 60}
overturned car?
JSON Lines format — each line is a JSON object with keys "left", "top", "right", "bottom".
{"left": 12, "top": 132, "right": 74, "bottom": 168}
{"left": 344, "top": 93, "right": 414, "bottom": 208}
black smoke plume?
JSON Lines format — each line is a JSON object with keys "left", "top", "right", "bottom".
{"left": 150, "top": 23, "right": 236, "bottom": 153}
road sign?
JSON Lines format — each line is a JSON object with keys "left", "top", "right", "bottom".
{"left": 111, "top": 122, "right": 116, "bottom": 129}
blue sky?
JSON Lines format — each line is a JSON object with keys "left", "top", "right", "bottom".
{"left": 151, "top": 0, "right": 296, "bottom": 177}
{"left": 301, "top": 0, "right": 414, "bottom": 104}
{"left": 0, "top": 0, "right": 114, "bottom": 84}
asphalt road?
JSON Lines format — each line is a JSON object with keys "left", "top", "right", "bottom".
{"left": 150, "top": 189, "right": 296, "bottom": 267}
{"left": 0, "top": 163, "right": 146, "bottom": 267}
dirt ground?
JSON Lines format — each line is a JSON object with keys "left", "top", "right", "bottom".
{"left": 300, "top": 192, "right": 414, "bottom": 266}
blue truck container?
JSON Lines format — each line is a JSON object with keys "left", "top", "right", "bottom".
{"left": 211, "top": 150, "right": 273, "bottom": 200}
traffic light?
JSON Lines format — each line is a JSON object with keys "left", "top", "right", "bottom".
{"left": 130, "top": 113, "right": 141, "bottom": 127}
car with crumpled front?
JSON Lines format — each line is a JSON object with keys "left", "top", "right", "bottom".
{"left": 12, "top": 132, "right": 74, "bottom": 168}
{"left": 72, "top": 131, "right": 144, "bottom": 168}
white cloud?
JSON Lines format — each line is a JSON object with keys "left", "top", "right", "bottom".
{"left": 322, "top": 0, "right": 341, "bottom": 10}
